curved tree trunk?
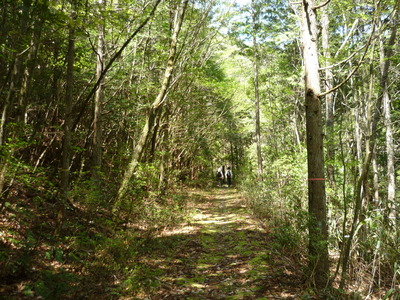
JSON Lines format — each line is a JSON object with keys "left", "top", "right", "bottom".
{"left": 115, "top": 0, "right": 189, "bottom": 208}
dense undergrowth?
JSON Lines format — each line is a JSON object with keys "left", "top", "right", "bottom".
{"left": 0, "top": 168, "right": 192, "bottom": 299}
{"left": 1, "top": 160, "right": 399, "bottom": 299}
{"left": 239, "top": 156, "right": 400, "bottom": 300}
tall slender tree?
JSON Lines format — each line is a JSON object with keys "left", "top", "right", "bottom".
{"left": 92, "top": 0, "right": 106, "bottom": 194}
{"left": 300, "top": 0, "right": 329, "bottom": 288}
{"left": 58, "top": 12, "right": 76, "bottom": 233}
{"left": 321, "top": 5, "right": 335, "bottom": 188}
{"left": 379, "top": 12, "right": 397, "bottom": 220}
{"left": 115, "top": 0, "right": 189, "bottom": 207}
{"left": 251, "top": 0, "right": 263, "bottom": 179}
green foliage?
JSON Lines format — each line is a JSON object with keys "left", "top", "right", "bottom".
{"left": 96, "top": 233, "right": 139, "bottom": 266}
{"left": 88, "top": 230, "right": 169, "bottom": 296}
{"left": 383, "top": 288, "right": 400, "bottom": 300}
{"left": 240, "top": 146, "right": 309, "bottom": 259}
{"left": 0, "top": 244, "right": 33, "bottom": 281}
{"left": 33, "top": 270, "right": 78, "bottom": 299}
{"left": 121, "top": 264, "right": 162, "bottom": 293}
{"left": 1, "top": 0, "right": 400, "bottom": 297}
{"left": 272, "top": 223, "right": 302, "bottom": 253}
{"left": 69, "top": 171, "right": 113, "bottom": 209}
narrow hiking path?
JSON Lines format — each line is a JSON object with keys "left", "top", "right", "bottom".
{"left": 134, "top": 188, "right": 305, "bottom": 299}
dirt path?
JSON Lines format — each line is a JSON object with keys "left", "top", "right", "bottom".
{"left": 134, "top": 188, "right": 304, "bottom": 299}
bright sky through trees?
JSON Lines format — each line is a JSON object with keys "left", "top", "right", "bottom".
{"left": 1, "top": 0, "right": 399, "bottom": 298}
{"left": 235, "top": 0, "right": 250, "bottom": 6}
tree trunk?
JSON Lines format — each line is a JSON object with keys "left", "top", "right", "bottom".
{"left": 300, "top": 0, "right": 329, "bottom": 288}
{"left": 372, "top": 152, "right": 379, "bottom": 203}
{"left": 252, "top": 0, "right": 263, "bottom": 179}
{"left": 19, "top": 14, "right": 43, "bottom": 124}
{"left": 0, "top": 16, "right": 43, "bottom": 197}
{"left": 158, "top": 109, "right": 170, "bottom": 191}
{"left": 340, "top": 43, "right": 376, "bottom": 289}
{"left": 71, "top": 0, "right": 162, "bottom": 131}
{"left": 92, "top": 0, "right": 106, "bottom": 193}
{"left": 58, "top": 18, "right": 76, "bottom": 233}
{"left": 148, "top": 109, "right": 163, "bottom": 163}
{"left": 379, "top": 16, "right": 397, "bottom": 220}
{"left": 115, "top": 0, "right": 189, "bottom": 208}
{"left": 339, "top": 11, "right": 392, "bottom": 287}
{"left": 0, "top": 59, "right": 20, "bottom": 195}
{"left": 321, "top": 6, "right": 335, "bottom": 188}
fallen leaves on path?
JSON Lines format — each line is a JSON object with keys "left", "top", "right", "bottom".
{"left": 133, "top": 188, "right": 307, "bottom": 299}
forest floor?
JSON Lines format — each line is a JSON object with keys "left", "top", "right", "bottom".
{"left": 0, "top": 187, "right": 312, "bottom": 299}
{"left": 1, "top": 185, "right": 394, "bottom": 299}
{"left": 131, "top": 187, "right": 307, "bottom": 299}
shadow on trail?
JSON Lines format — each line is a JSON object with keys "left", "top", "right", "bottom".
{"left": 134, "top": 188, "right": 304, "bottom": 299}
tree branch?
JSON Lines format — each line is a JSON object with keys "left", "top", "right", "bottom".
{"left": 72, "top": 0, "right": 163, "bottom": 130}
{"left": 319, "top": 18, "right": 377, "bottom": 97}
{"left": 313, "top": 0, "right": 331, "bottom": 10}
{"left": 334, "top": 19, "right": 359, "bottom": 58}
{"left": 319, "top": 42, "right": 367, "bottom": 71}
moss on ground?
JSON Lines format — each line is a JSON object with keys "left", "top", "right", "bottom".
{"left": 125, "top": 188, "right": 305, "bottom": 299}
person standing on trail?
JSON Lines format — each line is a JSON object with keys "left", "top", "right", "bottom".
{"left": 217, "top": 167, "right": 224, "bottom": 187}
{"left": 226, "top": 167, "right": 232, "bottom": 187}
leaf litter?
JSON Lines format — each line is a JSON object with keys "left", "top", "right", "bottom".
{"left": 133, "top": 188, "right": 307, "bottom": 299}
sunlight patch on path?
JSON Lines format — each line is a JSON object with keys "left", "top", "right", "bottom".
{"left": 138, "top": 188, "right": 304, "bottom": 299}
{"left": 150, "top": 188, "right": 274, "bottom": 298}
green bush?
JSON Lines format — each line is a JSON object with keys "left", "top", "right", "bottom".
{"left": 34, "top": 270, "right": 78, "bottom": 299}
{"left": 241, "top": 150, "right": 308, "bottom": 255}
{"left": 121, "top": 264, "right": 162, "bottom": 293}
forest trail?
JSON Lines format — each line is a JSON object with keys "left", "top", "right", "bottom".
{"left": 134, "top": 188, "right": 304, "bottom": 299}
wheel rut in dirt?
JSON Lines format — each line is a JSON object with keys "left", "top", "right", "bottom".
{"left": 136, "top": 188, "right": 304, "bottom": 299}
